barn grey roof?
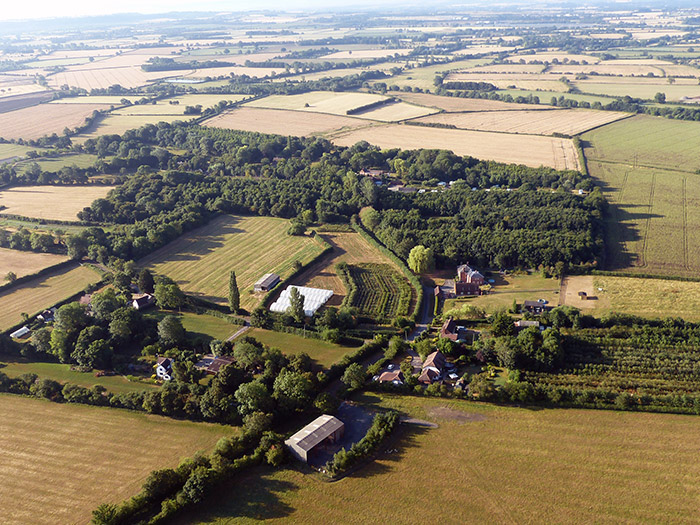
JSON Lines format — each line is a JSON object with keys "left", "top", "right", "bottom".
{"left": 254, "top": 273, "right": 280, "bottom": 289}
{"left": 285, "top": 414, "right": 344, "bottom": 452}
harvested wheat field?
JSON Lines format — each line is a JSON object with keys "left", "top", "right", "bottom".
{"left": 0, "top": 185, "right": 114, "bottom": 221}
{"left": 0, "top": 394, "right": 232, "bottom": 525}
{"left": 139, "top": 215, "right": 327, "bottom": 310}
{"left": 413, "top": 108, "right": 630, "bottom": 135}
{"left": 47, "top": 66, "right": 182, "bottom": 91}
{"left": 202, "top": 107, "right": 369, "bottom": 137}
{"left": 0, "top": 103, "right": 111, "bottom": 140}
{"left": 319, "top": 48, "right": 411, "bottom": 59}
{"left": 333, "top": 124, "right": 580, "bottom": 170}
{"left": 395, "top": 92, "right": 555, "bottom": 112}
{"left": 0, "top": 265, "right": 101, "bottom": 330}
{"left": 246, "top": 91, "right": 388, "bottom": 116}
{"left": 0, "top": 248, "right": 68, "bottom": 280}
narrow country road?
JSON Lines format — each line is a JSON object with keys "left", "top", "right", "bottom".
{"left": 405, "top": 285, "right": 436, "bottom": 372}
{"left": 227, "top": 320, "right": 250, "bottom": 341}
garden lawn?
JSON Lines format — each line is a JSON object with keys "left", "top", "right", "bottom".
{"left": 246, "top": 328, "right": 359, "bottom": 369}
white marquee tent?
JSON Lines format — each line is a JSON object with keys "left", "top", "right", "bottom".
{"left": 270, "top": 285, "right": 334, "bottom": 317}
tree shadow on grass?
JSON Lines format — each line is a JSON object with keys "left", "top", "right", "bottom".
{"left": 177, "top": 466, "right": 298, "bottom": 523}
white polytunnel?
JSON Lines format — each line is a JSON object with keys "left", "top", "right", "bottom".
{"left": 270, "top": 285, "right": 334, "bottom": 317}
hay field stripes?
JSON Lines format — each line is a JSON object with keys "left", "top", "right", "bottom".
{"left": 0, "top": 185, "right": 115, "bottom": 222}
{"left": 0, "top": 394, "right": 231, "bottom": 525}
{"left": 139, "top": 215, "right": 326, "bottom": 310}
{"left": 332, "top": 123, "right": 580, "bottom": 171}
{"left": 0, "top": 265, "right": 101, "bottom": 331}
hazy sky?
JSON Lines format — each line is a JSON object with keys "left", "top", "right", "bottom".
{"left": 1, "top": 0, "right": 393, "bottom": 21}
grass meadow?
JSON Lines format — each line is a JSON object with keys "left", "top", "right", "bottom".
{"left": 0, "top": 265, "right": 101, "bottom": 330}
{"left": 562, "top": 274, "right": 700, "bottom": 320}
{"left": 0, "top": 394, "right": 232, "bottom": 525}
{"left": 0, "top": 184, "right": 115, "bottom": 221}
{"left": 246, "top": 328, "right": 360, "bottom": 370}
{"left": 139, "top": 215, "right": 326, "bottom": 311}
{"left": 0, "top": 358, "right": 159, "bottom": 393}
{"left": 181, "top": 394, "right": 700, "bottom": 524}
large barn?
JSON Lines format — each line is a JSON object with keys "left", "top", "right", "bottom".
{"left": 285, "top": 414, "right": 345, "bottom": 463}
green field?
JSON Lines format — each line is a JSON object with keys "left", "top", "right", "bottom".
{"left": 139, "top": 215, "right": 326, "bottom": 311}
{"left": 390, "top": 58, "right": 493, "bottom": 91}
{"left": 0, "top": 265, "right": 101, "bottom": 331}
{"left": 182, "top": 394, "right": 700, "bottom": 524}
{"left": 146, "top": 310, "right": 239, "bottom": 344}
{"left": 443, "top": 272, "right": 560, "bottom": 315}
{"left": 0, "top": 143, "right": 44, "bottom": 160}
{"left": 583, "top": 115, "right": 700, "bottom": 172}
{"left": 246, "top": 328, "right": 359, "bottom": 369}
{"left": 0, "top": 394, "right": 232, "bottom": 525}
{"left": 0, "top": 359, "right": 158, "bottom": 393}
{"left": 346, "top": 263, "right": 412, "bottom": 321}
{"left": 583, "top": 115, "right": 700, "bottom": 276}
{"left": 574, "top": 81, "right": 700, "bottom": 102}
{"left": 15, "top": 153, "right": 99, "bottom": 172}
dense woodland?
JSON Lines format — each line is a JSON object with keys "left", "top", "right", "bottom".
{"left": 11, "top": 122, "right": 601, "bottom": 270}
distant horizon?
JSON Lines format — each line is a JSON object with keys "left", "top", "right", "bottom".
{"left": 0, "top": 0, "right": 689, "bottom": 24}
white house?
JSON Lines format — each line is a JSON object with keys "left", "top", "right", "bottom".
{"left": 155, "top": 357, "right": 173, "bottom": 381}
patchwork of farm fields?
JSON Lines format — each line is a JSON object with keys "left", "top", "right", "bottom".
{"left": 183, "top": 395, "right": 700, "bottom": 524}
{"left": 0, "top": 185, "right": 115, "bottom": 221}
{"left": 413, "top": 108, "right": 630, "bottom": 136}
{"left": 0, "top": 264, "right": 101, "bottom": 330}
{"left": 583, "top": 115, "right": 700, "bottom": 276}
{"left": 574, "top": 81, "right": 700, "bottom": 102}
{"left": 395, "top": 91, "right": 557, "bottom": 112}
{"left": 332, "top": 124, "right": 580, "bottom": 170}
{"left": 202, "top": 107, "right": 369, "bottom": 137}
{"left": 0, "top": 394, "right": 232, "bottom": 525}
{"left": 139, "top": 215, "right": 326, "bottom": 310}
{"left": 0, "top": 248, "right": 68, "bottom": 280}
{"left": 0, "top": 103, "right": 111, "bottom": 140}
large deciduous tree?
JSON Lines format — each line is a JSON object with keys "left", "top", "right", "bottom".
{"left": 407, "top": 245, "right": 434, "bottom": 274}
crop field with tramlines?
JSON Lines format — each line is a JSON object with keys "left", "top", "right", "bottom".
{"left": 583, "top": 115, "right": 700, "bottom": 277}
{"left": 345, "top": 263, "right": 412, "bottom": 322}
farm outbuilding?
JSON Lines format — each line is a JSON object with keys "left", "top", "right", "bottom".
{"left": 10, "top": 326, "right": 30, "bottom": 339}
{"left": 285, "top": 414, "right": 345, "bottom": 463}
{"left": 254, "top": 273, "right": 281, "bottom": 292}
{"left": 270, "top": 285, "right": 333, "bottom": 317}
